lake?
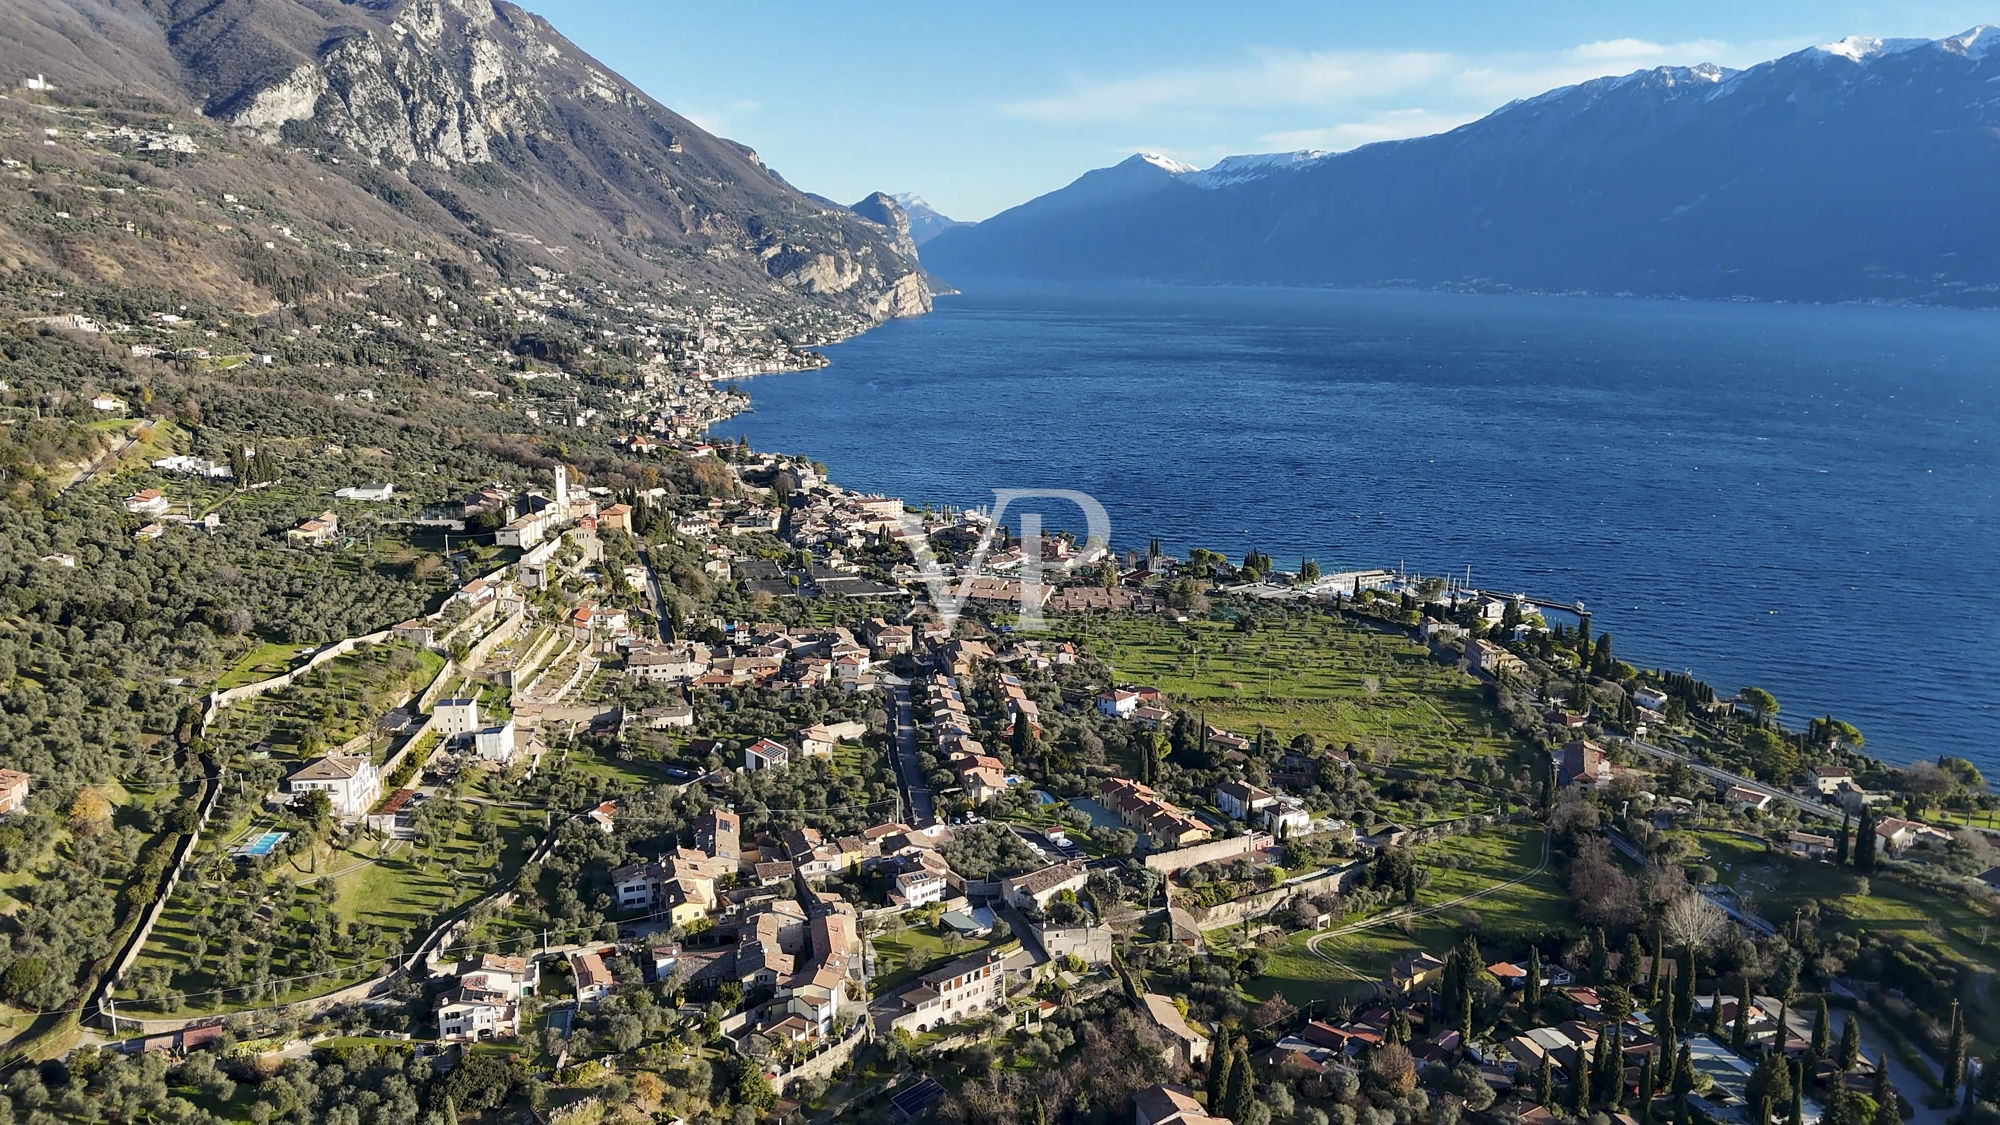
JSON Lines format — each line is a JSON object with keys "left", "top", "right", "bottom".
{"left": 713, "top": 284, "right": 2000, "bottom": 776}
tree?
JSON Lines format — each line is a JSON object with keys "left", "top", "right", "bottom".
{"left": 1733, "top": 977, "right": 1752, "bottom": 1049}
{"left": 1836, "top": 814, "right": 1852, "bottom": 866}
{"left": 1787, "top": 1061, "right": 1805, "bottom": 1125}
{"left": 1871, "top": 1059, "right": 1897, "bottom": 1125}
{"left": 1662, "top": 893, "right": 1726, "bottom": 952}
{"left": 1741, "top": 686, "right": 1780, "bottom": 725}
{"left": 1840, "top": 1015, "right": 1862, "bottom": 1072}
{"left": 1571, "top": 1044, "right": 1594, "bottom": 1115}
{"left": 1639, "top": 1053, "right": 1657, "bottom": 1113}
{"left": 1225, "top": 1042, "right": 1257, "bottom": 1117}
{"left": 1207, "top": 1042, "right": 1234, "bottom": 1108}
{"left": 1370, "top": 1043, "right": 1417, "bottom": 1097}
{"left": 1537, "top": 1056, "right": 1555, "bottom": 1108}
{"left": 1527, "top": 945, "right": 1544, "bottom": 1007}
{"left": 1855, "top": 806, "right": 1878, "bottom": 873}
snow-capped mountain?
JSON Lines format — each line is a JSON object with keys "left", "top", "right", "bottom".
{"left": 890, "top": 194, "right": 972, "bottom": 246}
{"left": 923, "top": 27, "right": 2000, "bottom": 305}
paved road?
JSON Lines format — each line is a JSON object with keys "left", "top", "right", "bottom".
{"left": 60, "top": 418, "right": 152, "bottom": 495}
{"left": 889, "top": 685, "right": 935, "bottom": 826}
{"left": 1609, "top": 734, "right": 1837, "bottom": 822}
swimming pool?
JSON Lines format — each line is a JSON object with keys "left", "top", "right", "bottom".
{"left": 235, "top": 830, "right": 288, "bottom": 857}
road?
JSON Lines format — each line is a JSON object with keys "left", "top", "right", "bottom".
{"left": 888, "top": 684, "right": 935, "bottom": 826}
{"left": 1609, "top": 734, "right": 1836, "bottom": 822}
{"left": 635, "top": 542, "right": 670, "bottom": 634}
{"left": 59, "top": 418, "right": 152, "bottom": 495}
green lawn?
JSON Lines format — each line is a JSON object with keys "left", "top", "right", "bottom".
{"left": 1237, "top": 825, "right": 1568, "bottom": 1008}
{"left": 1056, "top": 610, "right": 1531, "bottom": 774}
{"left": 217, "top": 639, "right": 314, "bottom": 690}
{"left": 118, "top": 803, "right": 542, "bottom": 1015}
{"left": 1683, "top": 828, "right": 2000, "bottom": 1044}
{"left": 868, "top": 923, "right": 1009, "bottom": 994}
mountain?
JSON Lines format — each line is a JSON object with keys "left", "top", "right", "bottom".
{"left": 890, "top": 194, "right": 970, "bottom": 246}
{"left": 922, "top": 28, "right": 2000, "bottom": 305}
{"left": 0, "top": 0, "right": 929, "bottom": 320}
{"left": 849, "top": 191, "right": 919, "bottom": 260}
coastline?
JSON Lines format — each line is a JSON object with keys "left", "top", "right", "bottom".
{"left": 699, "top": 287, "right": 1995, "bottom": 790}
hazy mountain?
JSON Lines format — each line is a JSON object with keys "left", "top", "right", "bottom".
{"left": 0, "top": 0, "right": 929, "bottom": 318}
{"left": 923, "top": 28, "right": 2000, "bottom": 305}
{"left": 890, "top": 194, "right": 970, "bottom": 246}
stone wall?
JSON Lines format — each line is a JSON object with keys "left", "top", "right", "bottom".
{"left": 769, "top": 1020, "right": 871, "bottom": 1095}
{"left": 1144, "top": 831, "right": 1274, "bottom": 875}
{"left": 1190, "top": 861, "right": 1367, "bottom": 930}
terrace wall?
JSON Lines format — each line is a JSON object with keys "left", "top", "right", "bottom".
{"left": 1144, "top": 832, "right": 1273, "bottom": 875}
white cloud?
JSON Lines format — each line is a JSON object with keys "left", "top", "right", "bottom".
{"left": 1259, "top": 109, "right": 1471, "bottom": 153}
{"left": 682, "top": 98, "right": 761, "bottom": 138}
{"left": 1004, "top": 48, "right": 1456, "bottom": 122}
{"left": 1003, "top": 33, "right": 1813, "bottom": 151}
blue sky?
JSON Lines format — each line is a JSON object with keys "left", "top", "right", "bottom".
{"left": 526, "top": 0, "right": 1997, "bottom": 220}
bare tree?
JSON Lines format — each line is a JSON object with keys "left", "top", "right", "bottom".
{"left": 1660, "top": 891, "right": 1727, "bottom": 951}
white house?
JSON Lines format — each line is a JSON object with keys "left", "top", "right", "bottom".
{"left": 285, "top": 755, "right": 382, "bottom": 821}
{"left": 743, "top": 737, "right": 792, "bottom": 771}
{"left": 1215, "top": 780, "right": 1277, "bottom": 822}
{"left": 1809, "top": 765, "right": 1854, "bottom": 796}
{"left": 334, "top": 483, "right": 396, "bottom": 501}
{"left": 571, "top": 951, "right": 615, "bottom": 1005}
{"left": 1261, "top": 796, "right": 1312, "bottom": 836}
{"left": 435, "top": 954, "right": 538, "bottom": 1041}
{"left": 123, "top": 488, "right": 171, "bottom": 516}
{"left": 90, "top": 393, "right": 127, "bottom": 413}
{"left": 895, "top": 869, "right": 947, "bottom": 908}
{"left": 1633, "top": 687, "right": 1670, "bottom": 713}
{"left": 1095, "top": 689, "right": 1141, "bottom": 718}
{"left": 433, "top": 698, "right": 480, "bottom": 737}
{"left": 474, "top": 720, "right": 517, "bottom": 762}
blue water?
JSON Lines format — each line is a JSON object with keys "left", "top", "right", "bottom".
{"left": 716, "top": 285, "right": 2000, "bottom": 775}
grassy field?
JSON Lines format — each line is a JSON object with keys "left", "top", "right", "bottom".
{"left": 869, "top": 922, "right": 1008, "bottom": 993}
{"left": 1058, "top": 610, "right": 1531, "bottom": 775}
{"left": 217, "top": 639, "right": 316, "bottom": 690}
{"left": 1684, "top": 829, "right": 2000, "bottom": 1042}
{"left": 1239, "top": 825, "right": 1568, "bottom": 1008}
{"left": 208, "top": 641, "right": 447, "bottom": 762}
{"left": 119, "top": 803, "right": 542, "bottom": 1015}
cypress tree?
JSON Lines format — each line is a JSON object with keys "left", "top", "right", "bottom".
{"left": 1538, "top": 1056, "right": 1556, "bottom": 1108}
{"left": 1590, "top": 926, "right": 1610, "bottom": 984}
{"left": 1732, "top": 979, "right": 1753, "bottom": 1049}
{"left": 1571, "top": 1046, "right": 1594, "bottom": 1116}
{"left": 1639, "top": 1052, "right": 1657, "bottom": 1103}
{"left": 1836, "top": 813, "right": 1851, "bottom": 865}
{"left": 1591, "top": 1034, "right": 1611, "bottom": 1106}
{"left": 1855, "top": 806, "right": 1878, "bottom": 873}
{"left": 1207, "top": 1042, "right": 1233, "bottom": 1107}
{"left": 1528, "top": 946, "right": 1544, "bottom": 1008}
{"left": 1461, "top": 989, "right": 1476, "bottom": 1038}
{"left": 1811, "top": 999, "right": 1830, "bottom": 1057}
{"left": 1756, "top": 1095, "right": 1773, "bottom": 1125}
{"left": 1649, "top": 923, "right": 1665, "bottom": 1004}
{"left": 1840, "top": 1015, "right": 1862, "bottom": 1072}
{"left": 1673, "top": 1044, "right": 1695, "bottom": 1099}
{"left": 1223, "top": 1043, "right": 1254, "bottom": 1121}
{"left": 1608, "top": 1029, "right": 1627, "bottom": 1108}
{"left": 1675, "top": 949, "right": 1696, "bottom": 1028}
{"left": 1871, "top": 1057, "right": 1896, "bottom": 1125}
{"left": 1787, "top": 1061, "right": 1805, "bottom": 1125}
{"left": 1621, "top": 933, "right": 1645, "bottom": 986}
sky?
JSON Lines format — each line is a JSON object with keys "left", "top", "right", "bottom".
{"left": 525, "top": 0, "right": 1998, "bottom": 221}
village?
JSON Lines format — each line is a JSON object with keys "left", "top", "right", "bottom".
{"left": 50, "top": 386, "right": 1994, "bottom": 1125}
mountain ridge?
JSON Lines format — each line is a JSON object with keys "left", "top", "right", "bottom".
{"left": 922, "top": 27, "right": 2000, "bottom": 306}
{"left": 0, "top": 0, "right": 930, "bottom": 321}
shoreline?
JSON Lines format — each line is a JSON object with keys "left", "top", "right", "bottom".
{"left": 695, "top": 294, "right": 1990, "bottom": 792}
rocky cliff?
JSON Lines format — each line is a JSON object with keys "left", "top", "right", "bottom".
{"left": 0, "top": 0, "right": 929, "bottom": 320}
